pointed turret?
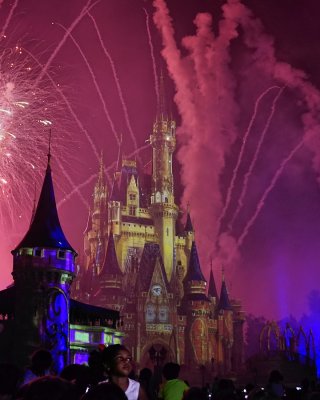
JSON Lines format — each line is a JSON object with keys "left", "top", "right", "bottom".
{"left": 11, "top": 147, "right": 76, "bottom": 373}
{"left": 208, "top": 267, "right": 218, "bottom": 300}
{"left": 218, "top": 276, "right": 232, "bottom": 311}
{"left": 13, "top": 161, "right": 75, "bottom": 253}
{"left": 100, "top": 232, "right": 123, "bottom": 277}
{"left": 93, "top": 153, "right": 108, "bottom": 208}
{"left": 184, "top": 211, "right": 193, "bottom": 232}
{"left": 183, "top": 241, "right": 208, "bottom": 304}
{"left": 157, "top": 70, "right": 168, "bottom": 121}
{"left": 97, "top": 153, "right": 105, "bottom": 187}
{"left": 184, "top": 241, "right": 206, "bottom": 283}
{"left": 96, "top": 231, "right": 124, "bottom": 311}
{"left": 182, "top": 241, "right": 210, "bottom": 365}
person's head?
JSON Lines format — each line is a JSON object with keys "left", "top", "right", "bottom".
{"left": 60, "top": 364, "right": 94, "bottom": 397}
{"left": 16, "top": 376, "right": 77, "bottom": 400}
{"left": 81, "top": 382, "right": 128, "bottom": 400}
{"left": 30, "top": 349, "right": 53, "bottom": 375}
{"left": 88, "top": 350, "right": 104, "bottom": 371}
{"left": 268, "top": 370, "right": 283, "bottom": 384}
{"left": 102, "top": 345, "right": 133, "bottom": 378}
{"left": 162, "top": 362, "right": 180, "bottom": 381}
{"left": 0, "top": 363, "right": 23, "bottom": 398}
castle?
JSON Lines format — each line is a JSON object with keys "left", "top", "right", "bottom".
{"left": 0, "top": 153, "right": 123, "bottom": 372}
{"left": 73, "top": 102, "right": 245, "bottom": 380}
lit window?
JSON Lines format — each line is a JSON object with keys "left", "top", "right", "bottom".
{"left": 33, "top": 248, "right": 42, "bottom": 257}
{"left": 57, "top": 250, "right": 66, "bottom": 259}
{"left": 129, "top": 206, "right": 136, "bottom": 216}
{"left": 74, "top": 331, "right": 89, "bottom": 343}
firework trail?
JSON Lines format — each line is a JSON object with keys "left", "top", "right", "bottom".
{"left": 23, "top": 47, "right": 100, "bottom": 162}
{"left": 58, "top": 24, "right": 120, "bottom": 146}
{"left": 228, "top": 86, "right": 285, "bottom": 231}
{"left": 218, "top": 85, "right": 280, "bottom": 232}
{"left": 33, "top": 0, "right": 97, "bottom": 89}
{"left": 0, "top": 0, "right": 19, "bottom": 40}
{"left": 237, "top": 131, "right": 318, "bottom": 249}
{"left": 58, "top": 143, "right": 150, "bottom": 207}
{"left": 143, "top": 8, "right": 160, "bottom": 106}
{"left": 87, "top": 12, "right": 141, "bottom": 164}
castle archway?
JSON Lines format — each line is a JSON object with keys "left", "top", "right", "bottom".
{"left": 140, "top": 340, "right": 174, "bottom": 371}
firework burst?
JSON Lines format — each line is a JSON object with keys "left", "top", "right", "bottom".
{"left": 0, "top": 45, "right": 74, "bottom": 229}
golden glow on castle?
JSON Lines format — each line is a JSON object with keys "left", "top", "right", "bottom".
{"left": 73, "top": 109, "right": 245, "bottom": 382}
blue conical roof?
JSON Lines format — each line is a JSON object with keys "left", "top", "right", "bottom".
{"left": 184, "top": 241, "right": 206, "bottom": 282}
{"left": 208, "top": 268, "right": 218, "bottom": 299}
{"left": 13, "top": 163, "right": 76, "bottom": 253}
{"left": 100, "top": 232, "right": 123, "bottom": 276}
{"left": 184, "top": 212, "right": 193, "bottom": 232}
{"left": 218, "top": 280, "right": 232, "bottom": 311}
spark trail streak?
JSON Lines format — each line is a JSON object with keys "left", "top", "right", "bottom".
{"left": 59, "top": 24, "right": 120, "bottom": 146}
{"left": 218, "top": 85, "right": 280, "bottom": 232}
{"left": 58, "top": 144, "right": 150, "bottom": 207}
{"left": 228, "top": 86, "right": 285, "bottom": 230}
{"left": 237, "top": 131, "right": 318, "bottom": 248}
{"left": 23, "top": 47, "right": 100, "bottom": 161}
{"left": 33, "top": 0, "right": 95, "bottom": 89}
{"left": 0, "top": 0, "right": 19, "bottom": 40}
{"left": 143, "top": 8, "right": 159, "bottom": 106}
{"left": 153, "top": 0, "right": 239, "bottom": 269}
{"left": 87, "top": 12, "right": 141, "bottom": 163}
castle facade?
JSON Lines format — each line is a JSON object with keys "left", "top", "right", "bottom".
{"left": 74, "top": 109, "right": 245, "bottom": 380}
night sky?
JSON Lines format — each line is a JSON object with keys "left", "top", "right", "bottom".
{"left": 1, "top": 0, "right": 320, "bottom": 324}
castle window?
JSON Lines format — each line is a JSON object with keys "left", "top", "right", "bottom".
{"left": 129, "top": 194, "right": 136, "bottom": 201}
{"left": 57, "top": 250, "right": 66, "bottom": 259}
{"left": 165, "top": 197, "right": 168, "bottom": 203}
{"left": 33, "top": 248, "right": 42, "bottom": 257}
{"left": 129, "top": 206, "right": 136, "bottom": 216}
{"left": 21, "top": 248, "right": 33, "bottom": 256}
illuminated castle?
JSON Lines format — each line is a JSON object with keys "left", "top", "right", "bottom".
{"left": 74, "top": 100, "right": 245, "bottom": 379}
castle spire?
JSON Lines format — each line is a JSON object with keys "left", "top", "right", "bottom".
{"left": 184, "top": 204, "right": 194, "bottom": 232}
{"left": 218, "top": 269, "right": 232, "bottom": 311}
{"left": 13, "top": 150, "right": 76, "bottom": 252}
{"left": 100, "top": 232, "right": 123, "bottom": 277}
{"left": 47, "top": 128, "right": 52, "bottom": 167}
{"left": 208, "top": 261, "right": 218, "bottom": 299}
{"left": 184, "top": 241, "right": 206, "bottom": 283}
{"left": 158, "top": 70, "right": 167, "bottom": 121}
{"left": 97, "top": 151, "right": 105, "bottom": 187}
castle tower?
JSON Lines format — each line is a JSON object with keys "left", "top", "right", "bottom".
{"left": 11, "top": 154, "right": 77, "bottom": 373}
{"left": 182, "top": 241, "right": 210, "bottom": 366}
{"left": 216, "top": 275, "right": 234, "bottom": 374}
{"left": 208, "top": 265, "right": 219, "bottom": 311}
{"left": 184, "top": 209, "right": 194, "bottom": 251}
{"left": 84, "top": 155, "right": 108, "bottom": 273}
{"left": 149, "top": 76, "right": 178, "bottom": 280}
{"left": 95, "top": 231, "right": 124, "bottom": 312}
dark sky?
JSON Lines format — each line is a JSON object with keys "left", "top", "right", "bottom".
{"left": 1, "top": 0, "right": 320, "bottom": 322}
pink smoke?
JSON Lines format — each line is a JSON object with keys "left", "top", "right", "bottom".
{"left": 153, "top": 0, "right": 240, "bottom": 275}
{"left": 153, "top": 0, "right": 320, "bottom": 300}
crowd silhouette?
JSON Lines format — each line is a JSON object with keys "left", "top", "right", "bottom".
{"left": 0, "top": 345, "right": 319, "bottom": 400}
